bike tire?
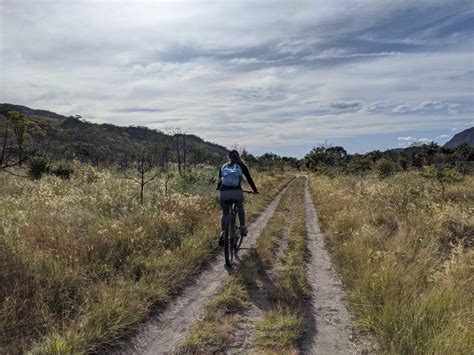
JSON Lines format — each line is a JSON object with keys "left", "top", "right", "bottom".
{"left": 224, "top": 215, "right": 234, "bottom": 267}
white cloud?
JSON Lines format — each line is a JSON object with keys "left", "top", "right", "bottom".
{"left": 398, "top": 136, "right": 417, "bottom": 141}
{"left": 414, "top": 101, "right": 444, "bottom": 110}
{"left": 393, "top": 105, "right": 412, "bottom": 113}
{"left": 447, "top": 103, "right": 460, "bottom": 114}
{"left": 330, "top": 101, "right": 363, "bottom": 110}
{"left": 365, "top": 101, "right": 388, "bottom": 112}
{"left": 304, "top": 49, "right": 400, "bottom": 61}
{"left": 398, "top": 136, "right": 434, "bottom": 147}
{"left": 392, "top": 101, "right": 461, "bottom": 114}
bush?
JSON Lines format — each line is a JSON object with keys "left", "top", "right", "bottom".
{"left": 27, "top": 156, "right": 49, "bottom": 180}
{"left": 376, "top": 158, "right": 398, "bottom": 179}
{"left": 50, "top": 163, "right": 74, "bottom": 180}
{"left": 346, "top": 157, "right": 372, "bottom": 174}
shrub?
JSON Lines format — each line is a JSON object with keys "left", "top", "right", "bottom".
{"left": 50, "top": 163, "right": 74, "bottom": 180}
{"left": 27, "top": 156, "right": 49, "bottom": 180}
{"left": 420, "top": 166, "right": 463, "bottom": 200}
{"left": 376, "top": 158, "right": 398, "bottom": 179}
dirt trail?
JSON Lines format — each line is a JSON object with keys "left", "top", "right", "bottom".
{"left": 113, "top": 181, "right": 294, "bottom": 355}
{"left": 301, "top": 179, "right": 363, "bottom": 354}
{"left": 226, "top": 182, "right": 297, "bottom": 354}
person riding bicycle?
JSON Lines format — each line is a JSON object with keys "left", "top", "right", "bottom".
{"left": 217, "top": 150, "right": 258, "bottom": 246}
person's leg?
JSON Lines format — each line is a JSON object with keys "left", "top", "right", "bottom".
{"left": 219, "top": 191, "right": 231, "bottom": 231}
{"left": 237, "top": 198, "right": 245, "bottom": 227}
{"left": 218, "top": 191, "right": 231, "bottom": 246}
{"left": 235, "top": 190, "right": 246, "bottom": 235}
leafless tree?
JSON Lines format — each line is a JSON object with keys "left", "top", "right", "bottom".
{"left": 163, "top": 127, "right": 191, "bottom": 175}
{"left": 0, "top": 113, "right": 30, "bottom": 176}
{"left": 122, "top": 146, "right": 161, "bottom": 203}
{"left": 0, "top": 115, "right": 13, "bottom": 169}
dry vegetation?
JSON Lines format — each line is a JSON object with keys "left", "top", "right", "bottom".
{"left": 308, "top": 171, "right": 473, "bottom": 354}
{"left": 0, "top": 164, "right": 292, "bottom": 354}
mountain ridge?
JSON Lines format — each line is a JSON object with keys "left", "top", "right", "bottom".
{"left": 444, "top": 127, "right": 474, "bottom": 148}
{"left": 0, "top": 103, "right": 228, "bottom": 164}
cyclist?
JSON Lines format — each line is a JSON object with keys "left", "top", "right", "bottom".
{"left": 217, "top": 150, "right": 258, "bottom": 246}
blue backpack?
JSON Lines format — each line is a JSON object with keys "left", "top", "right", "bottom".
{"left": 221, "top": 163, "right": 242, "bottom": 187}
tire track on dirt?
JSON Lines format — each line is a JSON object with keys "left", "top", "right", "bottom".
{"left": 225, "top": 180, "right": 298, "bottom": 354}
{"left": 301, "top": 179, "right": 364, "bottom": 354}
{"left": 113, "top": 179, "right": 295, "bottom": 355}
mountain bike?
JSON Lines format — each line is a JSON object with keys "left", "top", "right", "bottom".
{"left": 223, "top": 190, "right": 254, "bottom": 268}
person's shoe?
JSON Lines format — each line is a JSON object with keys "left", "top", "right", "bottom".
{"left": 219, "top": 232, "right": 225, "bottom": 246}
{"left": 240, "top": 225, "right": 248, "bottom": 237}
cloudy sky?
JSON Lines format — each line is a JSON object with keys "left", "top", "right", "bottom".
{"left": 1, "top": 0, "right": 473, "bottom": 156}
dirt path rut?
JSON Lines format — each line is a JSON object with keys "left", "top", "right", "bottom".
{"left": 113, "top": 181, "right": 294, "bottom": 355}
{"left": 225, "top": 183, "right": 297, "bottom": 354}
{"left": 301, "top": 179, "right": 361, "bottom": 354}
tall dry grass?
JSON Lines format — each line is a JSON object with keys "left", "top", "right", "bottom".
{"left": 0, "top": 165, "right": 292, "bottom": 354}
{"left": 308, "top": 172, "right": 473, "bottom": 354}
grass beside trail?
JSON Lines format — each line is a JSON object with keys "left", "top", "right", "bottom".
{"left": 177, "top": 177, "right": 310, "bottom": 354}
{"left": 176, "top": 178, "right": 296, "bottom": 353}
{"left": 0, "top": 166, "right": 293, "bottom": 354}
{"left": 308, "top": 172, "right": 473, "bottom": 354}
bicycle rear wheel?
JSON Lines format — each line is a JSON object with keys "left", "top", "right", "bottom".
{"left": 224, "top": 214, "right": 236, "bottom": 267}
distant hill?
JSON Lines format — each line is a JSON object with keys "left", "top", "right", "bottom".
{"left": 444, "top": 127, "right": 474, "bottom": 148}
{"left": 0, "top": 103, "right": 70, "bottom": 121}
{"left": 0, "top": 103, "right": 228, "bottom": 165}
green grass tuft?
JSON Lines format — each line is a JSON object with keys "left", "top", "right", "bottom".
{"left": 254, "top": 310, "right": 304, "bottom": 350}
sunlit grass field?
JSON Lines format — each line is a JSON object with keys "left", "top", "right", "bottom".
{"left": 308, "top": 172, "right": 473, "bottom": 354}
{"left": 0, "top": 164, "right": 292, "bottom": 354}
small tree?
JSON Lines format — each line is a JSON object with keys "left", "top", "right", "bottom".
{"left": 304, "top": 144, "right": 347, "bottom": 173}
{"left": 8, "top": 111, "right": 27, "bottom": 167}
{"left": 376, "top": 158, "right": 398, "bottom": 179}
{"left": 156, "top": 144, "right": 174, "bottom": 196}
{"left": 0, "top": 114, "right": 15, "bottom": 170}
{"left": 164, "top": 127, "right": 190, "bottom": 175}
{"left": 122, "top": 146, "right": 161, "bottom": 203}
{"left": 420, "top": 165, "right": 463, "bottom": 201}
{"left": 346, "top": 155, "right": 372, "bottom": 175}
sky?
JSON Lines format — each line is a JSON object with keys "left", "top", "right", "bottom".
{"left": 1, "top": 0, "right": 473, "bottom": 156}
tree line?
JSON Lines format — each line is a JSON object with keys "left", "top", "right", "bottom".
{"left": 0, "top": 110, "right": 299, "bottom": 202}
{"left": 303, "top": 143, "right": 473, "bottom": 175}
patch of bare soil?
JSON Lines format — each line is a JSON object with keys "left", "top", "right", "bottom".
{"left": 111, "top": 181, "right": 294, "bottom": 355}
{"left": 301, "top": 179, "right": 376, "bottom": 354}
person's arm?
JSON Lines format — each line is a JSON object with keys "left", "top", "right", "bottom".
{"left": 239, "top": 162, "right": 258, "bottom": 193}
{"left": 216, "top": 166, "right": 222, "bottom": 190}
